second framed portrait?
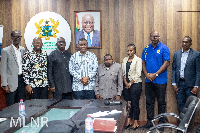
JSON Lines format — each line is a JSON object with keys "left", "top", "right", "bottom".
{"left": 75, "top": 10, "right": 101, "bottom": 48}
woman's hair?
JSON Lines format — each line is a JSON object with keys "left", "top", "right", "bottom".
{"left": 127, "top": 44, "right": 136, "bottom": 53}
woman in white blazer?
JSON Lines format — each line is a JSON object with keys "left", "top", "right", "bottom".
{"left": 122, "top": 44, "right": 142, "bottom": 130}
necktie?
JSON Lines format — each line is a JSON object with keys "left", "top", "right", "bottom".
{"left": 87, "top": 33, "right": 91, "bottom": 47}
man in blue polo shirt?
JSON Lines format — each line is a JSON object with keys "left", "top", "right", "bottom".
{"left": 141, "top": 30, "right": 170, "bottom": 132}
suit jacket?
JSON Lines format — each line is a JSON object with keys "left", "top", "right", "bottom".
{"left": 76, "top": 30, "right": 100, "bottom": 47}
{"left": 172, "top": 48, "right": 200, "bottom": 87}
{"left": 1, "top": 44, "right": 25, "bottom": 92}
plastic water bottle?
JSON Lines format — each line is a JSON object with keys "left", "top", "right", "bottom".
{"left": 19, "top": 99, "right": 26, "bottom": 117}
{"left": 85, "top": 114, "right": 94, "bottom": 133}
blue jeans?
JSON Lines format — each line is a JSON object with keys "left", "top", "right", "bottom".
{"left": 73, "top": 90, "right": 95, "bottom": 99}
{"left": 176, "top": 80, "right": 196, "bottom": 114}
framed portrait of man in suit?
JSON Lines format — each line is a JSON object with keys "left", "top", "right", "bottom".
{"left": 75, "top": 10, "right": 102, "bottom": 48}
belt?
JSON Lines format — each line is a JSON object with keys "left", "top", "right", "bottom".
{"left": 179, "top": 78, "right": 185, "bottom": 81}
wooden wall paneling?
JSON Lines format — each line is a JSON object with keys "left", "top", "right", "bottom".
{"left": 197, "top": 0, "right": 200, "bottom": 52}
{"left": 109, "top": 0, "right": 114, "bottom": 62}
{"left": 192, "top": 0, "right": 198, "bottom": 51}
{"left": 113, "top": 0, "right": 120, "bottom": 63}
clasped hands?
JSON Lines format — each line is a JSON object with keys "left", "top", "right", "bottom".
{"left": 146, "top": 73, "right": 157, "bottom": 82}
{"left": 80, "top": 76, "right": 90, "bottom": 86}
{"left": 96, "top": 94, "right": 120, "bottom": 100}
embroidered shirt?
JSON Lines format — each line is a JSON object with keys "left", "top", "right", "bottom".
{"left": 22, "top": 50, "right": 48, "bottom": 88}
{"left": 69, "top": 51, "right": 98, "bottom": 91}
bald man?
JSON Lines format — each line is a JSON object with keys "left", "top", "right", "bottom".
{"left": 141, "top": 30, "right": 170, "bottom": 132}
{"left": 22, "top": 37, "right": 48, "bottom": 99}
{"left": 76, "top": 14, "right": 100, "bottom": 47}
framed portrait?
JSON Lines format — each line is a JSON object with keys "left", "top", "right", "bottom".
{"left": 75, "top": 10, "right": 102, "bottom": 48}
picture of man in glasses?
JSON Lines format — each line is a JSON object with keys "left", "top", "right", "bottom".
{"left": 76, "top": 14, "right": 100, "bottom": 47}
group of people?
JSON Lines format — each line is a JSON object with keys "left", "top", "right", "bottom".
{"left": 1, "top": 29, "right": 200, "bottom": 132}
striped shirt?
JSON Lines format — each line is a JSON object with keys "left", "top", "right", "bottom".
{"left": 69, "top": 51, "right": 98, "bottom": 91}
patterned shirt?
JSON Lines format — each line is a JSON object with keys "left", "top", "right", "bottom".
{"left": 69, "top": 51, "right": 98, "bottom": 91}
{"left": 22, "top": 50, "right": 48, "bottom": 88}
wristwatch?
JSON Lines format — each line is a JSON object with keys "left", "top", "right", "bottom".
{"left": 155, "top": 73, "right": 159, "bottom": 77}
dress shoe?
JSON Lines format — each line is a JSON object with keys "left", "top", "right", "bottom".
{"left": 124, "top": 124, "right": 132, "bottom": 129}
{"left": 142, "top": 120, "right": 153, "bottom": 129}
{"left": 129, "top": 125, "right": 139, "bottom": 130}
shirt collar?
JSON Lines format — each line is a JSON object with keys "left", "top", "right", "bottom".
{"left": 182, "top": 48, "right": 190, "bottom": 53}
{"left": 78, "top": 51, "right": 89, "bottom": 56}
{"left": 32, "top": 49, "right": 44, "bottom": 55}
{"left": 150, "top": 41, "right": 161, "bottom": 48}
{"left": 83, "top": 30, "right": 93, "bottom": 36}
{"left": 12, "top": 44, "right": 20, "bottom": 51}
{"left": 103, "top": 62, "right": 115, "bottom": 69}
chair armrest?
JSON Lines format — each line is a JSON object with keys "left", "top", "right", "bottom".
{"left": 147, "top": 123, "right": 184, "bottom": 133}
{"left": 152, "top": 113, "right": 180, "bottom": 122}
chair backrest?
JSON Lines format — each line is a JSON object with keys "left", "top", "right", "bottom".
{"left": 178, "top": 96, "right": 200, "bottom": 132}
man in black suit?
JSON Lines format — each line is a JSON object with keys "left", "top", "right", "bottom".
{"left": 172, "top": 36, "right": 200, "bottom": 114}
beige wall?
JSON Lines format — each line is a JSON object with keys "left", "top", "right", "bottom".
{"left": 0, "top": 0, "right": 200, "bottom": 123}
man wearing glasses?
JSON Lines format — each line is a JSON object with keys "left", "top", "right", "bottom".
{"left": 141, "top": 30, "right": 170, "bottom": 132}
{"left": 1, "top": 30, "right": 26, "bottom": 106}
{"left": 76, "top": 14, "right": 100, "bottom": 47}
{"left": 48, "top": 37, "right": 73, "bottom": 99}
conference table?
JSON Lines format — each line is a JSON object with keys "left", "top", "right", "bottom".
{"left": 0, "top": 99, "right": 129, "bottom": 133}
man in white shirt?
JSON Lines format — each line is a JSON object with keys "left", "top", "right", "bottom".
{"left": 1, "top": 30, "right": 26, "bottom": 106}
{"left": 69, "top": 38, "right": 98, "bottom": 99}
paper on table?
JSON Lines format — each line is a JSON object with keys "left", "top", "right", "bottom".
{"left": 89, "top": 109, "right": 122, "bottom": 118}
{"left": 0, "top": 118, "right": 7, "bottom": 123}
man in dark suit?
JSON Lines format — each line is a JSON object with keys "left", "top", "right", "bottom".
{"left": 48, "top": 37, "right": 73, "bottom": 99}
{"left": 172, "top": 36, "right": 200, "bottom": 114}
{"left": 1, "top": 30, "right": 25, "bottom": 106}
{"left": 76, "top": 14, "right": 100, "bottom": 47}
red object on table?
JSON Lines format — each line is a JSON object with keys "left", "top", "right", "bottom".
{"left": 93, "top": 119, "right": 116, "bottom": 133}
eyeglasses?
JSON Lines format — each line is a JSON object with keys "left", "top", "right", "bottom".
{"left": 82, "top": 21, "right": 95, "bottom": 25}
{"left": 12, "top": 36, "right": 22, "bottom": 38}
{"left": 151, "top": 36, "right": 160, "bottom": 39}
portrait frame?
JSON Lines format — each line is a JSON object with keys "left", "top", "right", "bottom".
{"left": 74, "top": 10, "right": 102, "bottom": 49}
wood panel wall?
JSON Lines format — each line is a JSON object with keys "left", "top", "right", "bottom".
{"left": 0, "top": 0, "right": 200, "bottom": 123}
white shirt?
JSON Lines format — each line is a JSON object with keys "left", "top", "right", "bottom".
{"left": 12, "top": 44, "right": 22, "bottom": 75}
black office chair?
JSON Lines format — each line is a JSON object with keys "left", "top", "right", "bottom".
{"left": 147, "top": 96, "right": 200, "bottom": 133}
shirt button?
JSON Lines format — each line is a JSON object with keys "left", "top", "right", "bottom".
{"left": 66, "top": 68, "right": 67, "bottom": 69}
{"left": 64, "top": 57, "right": 65, "bottom": 58}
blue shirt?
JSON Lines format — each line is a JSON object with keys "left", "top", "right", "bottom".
{"left": 142, "top": 42, "right": 170, "bottom": 84}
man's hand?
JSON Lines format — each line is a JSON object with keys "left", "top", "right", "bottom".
{"left": 80, "top": 77, "right": 90, "bottom": 86}
{"left": 50, "top": 87, "right": 56, "bottom": 92}
{"left": 149, "top": 73, "right": 157, "bottom": 81}
{"left": 114, "top": 95, "right": 121, "bottom": 100}
{"left": 191, "top": 87, "right": 198, "bottom": 95}
{"left": 125, "top": 83, "right": 131, "bottom": 89}
{"left": 172, "top": 85, "right": 178, "bottom": 94}
{"left": 145, "top": 73, "right": 151, "bottom": 81}
{"left": 96, "top": 94, "right": 101, "bottom": 100}
{"left": 4, "top": 86, "right": 10, "bottom": 93}
{"left": 25, "top": 85, "right": 33, "bottom": 94}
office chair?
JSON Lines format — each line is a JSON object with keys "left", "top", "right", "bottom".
{"left": 147, "top": 96, "right": 200, "bottom": 133}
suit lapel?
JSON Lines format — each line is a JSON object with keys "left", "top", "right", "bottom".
{"left": 10, "top": 45, "right": 19, "bottom": 66}
{"left": 177, "top": 50, "right": 182, "bottom": 69}
{"left": 185, "top": 48, "right": 193, "bottom": 68}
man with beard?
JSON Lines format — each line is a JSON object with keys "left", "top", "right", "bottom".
{"left": 69, "top": 38, "right": 98, "bottom": 99}
{"left": 48, "top": 37, "right": 73, "bottom": 99}
{"left": 141, "top": 30, "right": 170, "bottom": 132}
{"left": 1, "top": 30, "right": 25, "bottom": 106}
{"left": 172, "top": 36, "right": 200, "bottom": 114}
{"left": 94, "top": 54, "right": 123, "bottom": 100}
{"left": 76, "top": 14, "right": 100, "bottom": 47}
{"left": 22, "top": 37, "right": 48, "bottom": 99}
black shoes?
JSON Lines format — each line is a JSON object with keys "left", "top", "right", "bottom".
{"left": 124, "top": 124, "right": 132, "bottom": 129}
{"left": 129, "top": 125, "right": 140, "bottom": 130}
{"left": 142, "top": 120, "right": 153, "bottom": 129}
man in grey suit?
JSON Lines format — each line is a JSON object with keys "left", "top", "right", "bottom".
{"left": 76, "top": 14, "right": 100, "bottom": 47}
{"left": 1, "top": 30, "right": 26, "bottom": 106}
{"left": 172, "top": 36, "right": 200, "bottom": 114}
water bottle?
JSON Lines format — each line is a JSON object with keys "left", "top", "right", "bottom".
{"left": 85, "top": 114, "right": 94, "bottom": 133}
{"left": 19, "top": 99, "right": 26, "bottom": 117}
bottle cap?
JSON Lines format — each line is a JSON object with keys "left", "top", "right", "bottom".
{"left": 87, "top": 114, "right": 91, "bottom": 117}
{"left": 20, "top": 99, "right": 23, "bottom": 102}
